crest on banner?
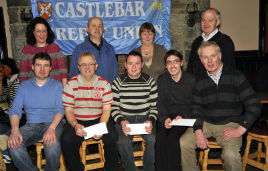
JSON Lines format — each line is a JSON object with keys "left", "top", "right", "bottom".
{"left": 37, "top": 1, "right": 53, "bottom": 22}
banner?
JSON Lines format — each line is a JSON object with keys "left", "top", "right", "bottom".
{"left": 31, "top": 0, "right": 170, "bottom": 55}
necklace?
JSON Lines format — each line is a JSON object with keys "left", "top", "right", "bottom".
{"left": 142, "top": 45, "right": 153, "bottom": 56}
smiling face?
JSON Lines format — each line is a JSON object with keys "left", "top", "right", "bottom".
{"left": 199, "top": 44, "right": 223, "bottom": 77}
{"left": 33, "top": 23, "right": 48, "bottom": 46}
{"left": 78, "top": 55, "right": 98, "bottom": 81}
{"left": 1, "top": 65, "right": 12, "bottom": 77}
{"left": 201, "top": 9, "right": 220, "bottom": 37}
{"left": 86, "top": 17, "right": 104, "bottom": 41}
{"left": 32, "top": 59, "right": 51, "bottom": 80}
{"left": 140, "top": 29, "right": 155, "bottom": 46}
{"left": 166, "top": 55, "right": 183, "bottom": 78}
{"left": 125, "top": 55, "right": 144, "bottom": 79}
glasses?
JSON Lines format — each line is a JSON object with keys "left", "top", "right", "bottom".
{"left": 166, "top": 59, "right": 181, "bottom": 66}
{"left": 34, "top": 30, "right": 47, "bottom": 34}
{"left": 78, "top": 63, "right": 96, "bottom": 68}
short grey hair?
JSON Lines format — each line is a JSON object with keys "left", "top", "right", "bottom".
{"left": 78, "top": 52, "right": 97, "bottom": 64}
{"left": 197, "top": 41, "right": 221, "bottom": 58}
{"left": 202, "top": 8, "right": 221, "bottom": 20}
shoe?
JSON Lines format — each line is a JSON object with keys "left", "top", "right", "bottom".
{"left": 2, "top": 154, "right": 12, "bottom": 164}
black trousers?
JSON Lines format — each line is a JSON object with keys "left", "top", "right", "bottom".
{"left": 155, "top": 122, "right": 187, "bottom": 171}
{"left": 61, "top": 118, "right": 119, "bottom": 171}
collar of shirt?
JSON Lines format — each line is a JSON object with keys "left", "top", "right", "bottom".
{"left": 207, "top": 64, "right": 223, "bottom": 85}
{"left": 202, "top": 28, "right": 219, "bottom": 41}
{"left": 89, "top": 37, "right": 102, "bottom": 51}
{"left": 78, "top": 74, "right": 98, "bottom": 86}
{"left": 7, "top": 74, "right": 18, "bottom": 85}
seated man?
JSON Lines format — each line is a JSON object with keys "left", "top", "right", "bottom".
{"left": 180, "top": 41, "right": 262, "bottom": 171}
{"left": 8, "top": 52, "right": 64, "bottom": 171}
{"left": 155, "top": 50, "right": 196, "bottom": 170}
{"left": 61, "top": 52, "right": 118, "bottom": 171}
{"left": 111, "top": 51, "right": 158, "bottom": 171}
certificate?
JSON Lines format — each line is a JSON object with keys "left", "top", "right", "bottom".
{"left": 126, "top": 123, "right": 150, "bottom": 135}
{"left": 83, "top": 122, "right": 108, "bottom": 139}
{"left": 170, "top": 119, "right": 196, "bottom": 127}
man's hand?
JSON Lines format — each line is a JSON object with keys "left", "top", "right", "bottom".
{"left": 195, "top": 129, "right": 209, "bottom": 149}
{"left": 145, "top": 120, "right": 153, "bottom": 134}
{"left": 93, "top": 134, "right": 103, "bottom": 140}
{"left": 222, "top": 126, "right": 247, "bottom": 141}
{"left": 8, "top": 128, "right": 23, "bottom": 149}
{"left": 165, "top": 118, "right": 172, "bottom": 129}
{"left": 74, "top": 124, "right": 87, "bottom": 137}
{"left": 121, "top": 120, "right": 130, "bottom": 136}
{"left": 42, "top": 127, "right": 56, "bottom": 147}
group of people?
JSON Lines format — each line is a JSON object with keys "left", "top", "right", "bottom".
{"left": 0, "top": 7, "right": 262, "bottom": 171}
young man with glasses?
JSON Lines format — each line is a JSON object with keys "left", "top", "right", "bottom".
{"left": 155, "top": 50, "right": 196, "bottom": 171}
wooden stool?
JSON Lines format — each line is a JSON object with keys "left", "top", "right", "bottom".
{"left": 0, "top": 151, "right": 6, "bottom": 171}
{"left": 242, "top": 125, "right": 268, "bottom": 171}
{"left": 35, "top": 141, "right": 66, "bottom": 171}
{"left": 79, "top": 138, "right": 105, "bottom": 171}
{"left": 199, "top": 137, "right": 225, "bottom": 171}
{"left": 133, "top": 135, "right": 145, "bottom": 167}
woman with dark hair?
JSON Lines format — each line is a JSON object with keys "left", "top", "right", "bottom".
{"left": 0, "top": 58, "right": 20, "bottom": 164}
{"left": 132, "top": 22, "right": 167, "bottom": 81}
{"left": 0, "top": 58, "right": 19, "bottom": 109}
{"left": 19, "top": 17, "right": 68, "bottom": 85}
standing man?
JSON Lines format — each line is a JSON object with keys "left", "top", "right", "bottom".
{"left": 61, "top": 52, "right": 119, "bottom": 171}
{"left": 69, "top": 17, "right": 118, "bottom": 84}
{"left": 180, "top": 41, "right": 262, "bottom": 171}
{"left": 8, "top": 52, "right": 64, "bottom": 171}
{"left": 111, "top": 51, "right": 157, "bottom": 171}
{"left": 187, "top": 8, "right": 236, "bottom": 80}
{"left": 155, "top": 50, "right": 196, "bottom": 170}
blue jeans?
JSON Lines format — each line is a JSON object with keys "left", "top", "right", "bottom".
{"left": 9, "top": 122, "right": 64, "bottom": 171}
{"left": 116, "top": 115, "right": 155, "bottom": 171}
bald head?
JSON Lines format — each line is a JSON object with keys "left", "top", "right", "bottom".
{"left": 86, "top": 17, "right": 104, "bottom": 42}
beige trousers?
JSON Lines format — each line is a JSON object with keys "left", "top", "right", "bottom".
{"left": 180, "top": 121, "right": 242, "bottom": 171}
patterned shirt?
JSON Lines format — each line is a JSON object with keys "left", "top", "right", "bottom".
{"left": 19, "top": 43, "right": 68, "bottom": 82}
{"left": 62, "top": 74, "right": 113, "bottom": 121}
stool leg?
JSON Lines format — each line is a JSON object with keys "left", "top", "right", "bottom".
{"left": 36, "top": 145, "right": 42, "bottom": 171}
{"left": 257, "top": 142, "right": 262, "bottom": 162}
{"left": 265, "top": 139, "right": 268, "bottom": 171}
{"left": 60, "top": 153, "right": 66, "bottom": 171}
{"left": 199, "top": 151, "right": 204, "bottom": 169}
{"left": 80, "top": 143, "right": 86, "bottom": 166}
{"left": 242, "top": 136, "right": 252, "bottom": 171}
{"left": 0, "top": 151, "right": 6, "bottom": 171}
{"left": 203, "top": 148, "right": 209, "bottom": 171}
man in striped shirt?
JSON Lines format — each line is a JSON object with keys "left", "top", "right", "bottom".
{"left": 111, "top": 51, "right": 158, "bottom": 171}
{"left": 61, "top": 52, "right": 118, "bottom": 171}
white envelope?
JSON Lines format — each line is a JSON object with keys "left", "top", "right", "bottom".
{"left": 170, "top": 118, "right": 196, "bottom": 127}
{"left": 126, "top": 123, "right": 150, "bottom": 135}
{"left": 83, "top": 122, "right": 108, "bottom": 139}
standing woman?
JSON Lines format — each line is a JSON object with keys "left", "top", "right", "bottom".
{"left": 19, "top": 17, "right": 68, "bottom": 85}
{"left": 133, "top": 22, "right": 167, "bottom": 80}
{"left": 0, "top": 58, "right": 20, "bottom": 163}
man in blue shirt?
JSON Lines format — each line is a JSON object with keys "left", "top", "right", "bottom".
{"left": 8, "top": 52, "right": 64, "bottom": 171}
{"left": 69, "top": 17, "right": 118, "bottom": 84}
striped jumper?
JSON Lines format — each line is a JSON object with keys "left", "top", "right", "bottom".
{"left": 0, "top": 74, "right": 19, "bottom": 109}
{"left": 111, "top": 72, "right": 158, "bottom": 124}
